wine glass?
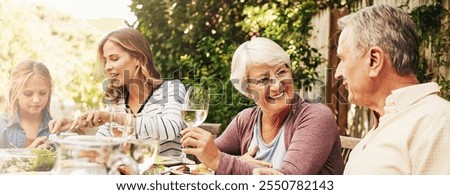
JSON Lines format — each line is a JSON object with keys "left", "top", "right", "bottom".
{"left": 122, "top": 136, "right": 159, "bottom": 175}
{"left": 180, "top": 85, "right": 209, "bottom": 162}
{"left": 108, "top": 107, "right": 134, "bottom": 138}
{"left": 117, "top": 112, "right": 160, "bottom": 175}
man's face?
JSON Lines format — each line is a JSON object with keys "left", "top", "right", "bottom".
{"left": 334, "top": 28, "right": 373, "bottom": 106}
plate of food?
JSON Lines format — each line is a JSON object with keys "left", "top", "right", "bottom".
{"left": 170, "top": 164, "right": 214, "bottom": 175}
{"left": 0, "top": 148, "right": 55, "bottom": 174}
{"left": 143, "top": 164, "right": 171, "bottom": 175}
{"left": 118, "top": 164, "right": 171, "bottom": 175}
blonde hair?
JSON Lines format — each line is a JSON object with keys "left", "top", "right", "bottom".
{"left": 96, "top": 28, "right": 162, "bottom": 103}
{"left": 230, "top": 37, "right": 290, "bottom": 95}
{"left": 6, "top": 60, "right": 53, "bottom": 121}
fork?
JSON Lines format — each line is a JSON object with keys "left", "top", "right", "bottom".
{"left": 9, "top": 142, "right": 19, "bottom": 148}
{"left": 55, "top": 126, "right": 78, "bottom": 136}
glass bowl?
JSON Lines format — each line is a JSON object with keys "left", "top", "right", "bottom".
{"left": 0, "top": 148, "right": 55, "bottom": 174}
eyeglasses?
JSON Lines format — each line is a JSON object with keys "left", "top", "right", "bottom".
{"left": 247, "top": 67, "right": 292, "bottom": 86}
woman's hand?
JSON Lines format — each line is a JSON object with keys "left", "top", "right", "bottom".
{"left": 239, "top": 146, "right": 272, "bottom": 168}
{"left": 180, "top": 127, "right": 221, "bottom": 171}
{"left": 252, "top": 168, "right": 284, "bottom": 175}
{"left": 73, "top": 110, "right": 109, "bottom": 131}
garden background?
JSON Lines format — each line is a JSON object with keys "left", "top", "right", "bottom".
{"left": 1, "top": 0, "right": 448, "bottom": 138}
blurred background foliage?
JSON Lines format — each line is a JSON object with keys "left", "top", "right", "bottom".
{"left": 1, "top": 0, "right": 448, "bottom": 133}
{"left": 130, "top": 0, "right": 324, "bottom": 128}
{"left": 409, "top": 1, "right": 450, "bottom": 100}
{"left": 0, "top": 0, "right": 105, "bottom": 117}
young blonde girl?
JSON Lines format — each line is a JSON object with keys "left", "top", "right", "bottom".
{"left": 0, "top": 60, "right": 53, "bottom": 148}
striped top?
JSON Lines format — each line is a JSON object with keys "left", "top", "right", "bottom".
{"left": 96, "top": 80, "right": 186, "bottom": 156}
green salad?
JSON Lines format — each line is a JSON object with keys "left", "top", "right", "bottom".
{"left": 28, "top": 148, "right": 56, "bottom": 171}
{"left": 0, "top": 148, "right": 56, "bottom": 174}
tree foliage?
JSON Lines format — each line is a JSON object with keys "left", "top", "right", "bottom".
{"left": 409, "top": 1, "right": 450, "bottom": 100}
{"left": 0, "top": 0, "right": 104, "bottom": 117}
{"left": 130, "top": 0, "right": 323, "bottom": 128}
{"left": 334, "top": 0, "right": 450, "bottom": 101}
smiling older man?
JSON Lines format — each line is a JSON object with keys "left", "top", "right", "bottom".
{"left": 335, "top": 4, "right": 450, "bottom": 174}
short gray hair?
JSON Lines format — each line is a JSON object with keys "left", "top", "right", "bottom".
{"left": 337, "top": 4, "right": 420, "bottom": 76}
{"left": 230, "top": 37, "right": 290, "bottom": 95}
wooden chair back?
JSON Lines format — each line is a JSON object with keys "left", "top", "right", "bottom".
{"left": 340, "top": 135, "right": 362, "bottom": 165}
{"left": 199, "top": 123, "right": 221, "bottom": 138}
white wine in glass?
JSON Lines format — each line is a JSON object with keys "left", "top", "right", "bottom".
{"left": 181, "top": 86, "right": 209, "bottom": 128}
{"left": 123, "top": 137, "right": 159, "bottom": 175}
{"left": 181, "top": 109, "right": 208, "bottom": 127}
{"left": 180, "top": 86, "right": 209, "bottom": 162}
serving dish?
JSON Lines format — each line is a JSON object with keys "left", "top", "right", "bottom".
{"left": 0, "top": 148, "right": 55, "bottom": 174}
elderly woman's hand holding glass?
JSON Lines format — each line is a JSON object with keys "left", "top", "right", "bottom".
{"left": 180, "top": 127, "right": 221, "bottom": 170}
{"left": 181, "top": 37, "right": 344, "bottom": 175}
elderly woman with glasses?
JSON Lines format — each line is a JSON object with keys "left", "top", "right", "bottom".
{"left": 181, "top": 37, "right": 344, "bottom": 175}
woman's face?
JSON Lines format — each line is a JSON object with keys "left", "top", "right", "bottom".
{"left": 102, "top": 40, "right": 139, "bottom": 87}
{"left": 17, "top": 75, "right": 50, "bottom": 116}
{"left": 246, "top": 64, "right": 294, "bottom": 114}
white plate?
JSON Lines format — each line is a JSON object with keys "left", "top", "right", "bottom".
{"left": 170, "top": 164, "right": 214, "bottom": 175}
{"left": 154, "top": 156, "right": 183, "bottom": 166}
{"left": 154, "top": 156, "right": 196, "bottom": 166}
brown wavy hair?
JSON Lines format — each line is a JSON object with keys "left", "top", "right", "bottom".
{"left": 96, "top": 28, "right": 162, "bottom": 103}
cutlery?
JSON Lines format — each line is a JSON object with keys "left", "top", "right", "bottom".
{"left": 9, "top": 142, "right": 19, "bottom": 148}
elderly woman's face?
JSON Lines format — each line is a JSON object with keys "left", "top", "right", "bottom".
{"left": 246, "top": 64, "right": 294, "bottom": 113}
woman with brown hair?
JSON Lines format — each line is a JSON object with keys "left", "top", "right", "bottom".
{"left": 50, "top": 28, "right": 185, "bottom": 156}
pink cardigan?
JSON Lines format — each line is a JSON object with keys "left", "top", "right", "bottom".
{"left": 215, "top": 95, "right": 344, "bottom": 175}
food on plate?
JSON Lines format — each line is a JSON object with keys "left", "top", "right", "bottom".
{"left": 170, "top": 164, "right": 214, "bottom": 175}
{"left": 118, "top": 165, "right": 131, "bottom": 175}
{"left": 143, "top": 164, "right": 166, "bottom": 175}
{"left": 175, "top": 164, "right": 191, "bottom": 174}
{"left": 0, "top": 156, "right": 30, "bottom": 173}
{"left": 191, "top": 164, "right": 214, "bottom": 175}
{"left": 118, "top": 164, "right": 167, "bottom": 175}
{"left": 28, "top": 148, "right": 56, "bottom": 171}
{"left": 0, "top": 148, "right": 56, "bottom": 174}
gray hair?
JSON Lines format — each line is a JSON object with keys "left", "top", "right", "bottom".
{"left": 230, "top": 37, "right": 290, "bottom": 95}
{"left": 337, "top": 4, "right": 420, "bottom": 76}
